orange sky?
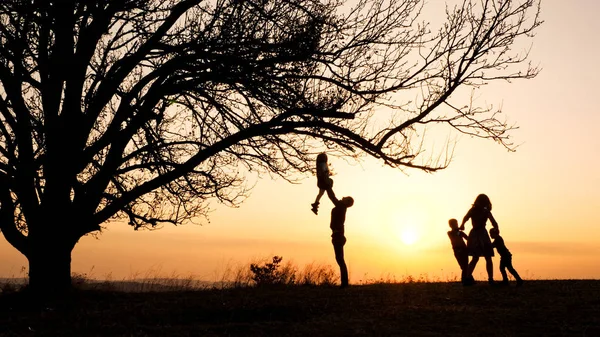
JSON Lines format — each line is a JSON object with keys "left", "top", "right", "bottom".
{"left": 1, "top": 1, "right": 600, "bottom": 282}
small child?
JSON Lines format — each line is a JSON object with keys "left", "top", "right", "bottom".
{"left": 447, "top": 218, "right": 469, "bottom": 283}
{"left": 311, "top": 152, "right": 333, "bottom": 215}
{"left": 489, "top": 228, "right": 523, "bottom": 286}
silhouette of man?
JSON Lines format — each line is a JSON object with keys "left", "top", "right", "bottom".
{"left": 326, "top": 188, "right": 354, "bottom": 288}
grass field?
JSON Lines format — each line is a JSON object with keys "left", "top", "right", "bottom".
{"left": 0, "top": 280, "right": 599, "bottom": 336}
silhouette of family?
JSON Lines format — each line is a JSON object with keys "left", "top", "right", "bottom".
{"left": 449, "top": 194, "right": 523, "bottom": 286}
{"left": 311, "top": 152, "right": 523, "bottom": 288}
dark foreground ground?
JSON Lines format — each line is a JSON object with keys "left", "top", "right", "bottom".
{"left": 0, "top": 280, "right": 599, "bottom": 336}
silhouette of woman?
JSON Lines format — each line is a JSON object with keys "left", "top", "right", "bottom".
{"left": 460, "top": 194, "right": 498, "bottom": 285}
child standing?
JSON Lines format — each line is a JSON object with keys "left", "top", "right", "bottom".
{"left": 447, "top": 218, "right": 469, "bottom": 283}
{"left": 311, "top": 153, "right": 333, "bottom": 214}
{"left": 489, "top": 228, "right": 523, "bottom": 286}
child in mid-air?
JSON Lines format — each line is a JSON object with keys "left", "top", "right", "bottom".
{"left": 311, "top": 152, "right": 333, "bottom": 215}
{"left": 489, "top": 228, "right": 523, "bottom": 286}
{"left": 447, "top": 218, "right": 470, "bottom": 283}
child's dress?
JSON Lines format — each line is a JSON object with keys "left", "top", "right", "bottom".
{"left": 316, "top": 155, "right": 332, "bottom": 190}
{"left": 465, "top": 207, "right": 495, "bottom": 257}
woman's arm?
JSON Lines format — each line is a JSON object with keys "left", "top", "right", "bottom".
{"left": 459, "top": 209, "right": 471, "bottom": 230}
{"left": 488, "top": 212, "right": 499, "bottom": 229}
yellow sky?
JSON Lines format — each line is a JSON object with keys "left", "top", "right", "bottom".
{"left": 1, "top": 1, "right": 600, "bottom": 282}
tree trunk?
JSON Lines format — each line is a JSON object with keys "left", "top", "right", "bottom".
{"left": 27, "top": 238, "right": 75, "bottom": 298}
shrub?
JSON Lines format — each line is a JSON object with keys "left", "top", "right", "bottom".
{"left": 250, "top": 256, "right": 296, "bottom": 287}
{"left": 0, "top": 282, "right": 19, "bottom": 295}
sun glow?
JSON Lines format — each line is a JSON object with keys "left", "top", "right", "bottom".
{"left": 383, "top": 205, "right": 430, "bottom": 249}
{"left": 399, "top": 226, "right": 419, "bottom": 245}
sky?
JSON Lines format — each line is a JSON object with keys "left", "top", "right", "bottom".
{"left": 1, "top": 1, "right": 599, "bottom": 283}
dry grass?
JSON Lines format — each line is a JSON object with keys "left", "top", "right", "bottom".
{"left": 53, "top": 257, "right": 342, "bottom": 292}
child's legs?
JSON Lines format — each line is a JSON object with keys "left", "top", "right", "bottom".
{"left": 459, "top": 253, "right": 469, "bottom": 271}
{"left": 461, "top": 256, "right": 469, "bottom": 279}
{"left": 314, "top": 188, "right": 325, "bottom": 204}
{"left": 499, "top": 259, "right": 509, "bottom": 281}
{"left": 505, "top": 258, "right": 522, "bottom": 281}
{"left": 484, "top": 256, "right": 494, "bottom": 280}
{"left": 454, "top": 251, "right": 469, "bottom": 277}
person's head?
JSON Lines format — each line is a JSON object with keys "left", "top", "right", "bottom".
{"left": 489, "top": 227, "right": 499, "bottom": 239}
{"left": 448, "top": 218, "right": 458, "bottom": 230}
{"left": 342, "top": 196, "right": 354, "bottom": 207}
{"left": 473, "top": 193, "right": 492, "bottom": 211}
{"left": 316, "top": 152, "right": 328, "bottom": 163}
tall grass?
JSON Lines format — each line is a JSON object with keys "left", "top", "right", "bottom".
{"left": 0, "top": 256, "right": 466, "bottom": 293}
{"left": 218, "top": 256, "right": 338, "bottom": 289}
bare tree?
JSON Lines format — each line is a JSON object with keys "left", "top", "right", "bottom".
{"left": 0, "top": 0, "right": 541, "bottom": 295}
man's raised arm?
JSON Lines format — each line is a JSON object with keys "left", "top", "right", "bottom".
{"left": 326, "top": 188, "right": 341, "bottom": 206}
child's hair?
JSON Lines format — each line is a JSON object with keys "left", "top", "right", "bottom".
{"left": 489, "top": 227, "right": 499, "bottom": 236}
{"left": 473, "top": 193, "right": 492, "bottom": 211}
{"left": 448, "top": 218, "right": 458, "bottom": 228}
{"left": 316, "top": 153, "right": 328, "bottom": 163}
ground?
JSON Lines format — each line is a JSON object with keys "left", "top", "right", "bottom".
{"left": 0, "top": 280, "right": 599, "bottom": 336}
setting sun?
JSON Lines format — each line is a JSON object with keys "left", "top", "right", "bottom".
{"left": 399, "top": 226, "right": 419, "bottom": 245}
